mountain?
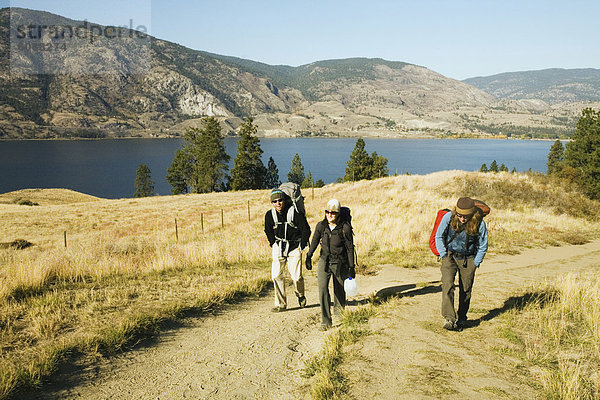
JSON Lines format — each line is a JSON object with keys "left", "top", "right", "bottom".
{"left": 463, "top": 68, "right": 600, "bottom": 104}
{"left": 0, "top": 8, "right": 596, "bottom": 140}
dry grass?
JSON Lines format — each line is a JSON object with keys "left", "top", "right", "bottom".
{"left": 1, "top": 170, "right": 599, "bottom": 398}
{"left": 500, "top": 272, "right": 600, "bottom": 399}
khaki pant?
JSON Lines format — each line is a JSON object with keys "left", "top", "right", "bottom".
{"left": 271, "top": 243, "right": 304, "bottom": 308}
{"left": 441, "top": 254, "right": 477, "bottom": 323}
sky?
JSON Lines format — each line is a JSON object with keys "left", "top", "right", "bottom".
{"left": 3, "top": 0, "right": 599, "bottom": 80}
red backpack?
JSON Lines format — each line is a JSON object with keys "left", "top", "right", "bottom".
{"left": 429, "top": 200, "right": 490, "bottom": 256}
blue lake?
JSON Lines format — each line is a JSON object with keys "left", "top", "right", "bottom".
{"left": 1, "top": 138, "right": 557, "bottom": 198}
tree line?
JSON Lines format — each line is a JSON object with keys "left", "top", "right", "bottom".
{"left": 134, "top": 117, "right": 389, "bottom": 197}
{"left": 545, "top": 108, "right": 600, "bottom": 200}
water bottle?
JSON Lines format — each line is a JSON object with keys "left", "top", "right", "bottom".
{"left": 344, "top": 277, "right": 359, "bottom": 297}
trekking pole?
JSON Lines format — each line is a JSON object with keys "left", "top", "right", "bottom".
{"left": 175, "top": 218, "right": 179, "bottom": 241}
{"left": 221, "top": 209, "right": 224, "bottom": 228}
{"left": 63, "top": 231, "right": 67, "bottom": 248}
{"left": 201, "top": 213, "right": 204, "bottom": 234}
{"left": 248, "top": 200, "right": 250, "bottom": 222}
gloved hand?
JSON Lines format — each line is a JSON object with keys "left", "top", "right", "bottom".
{"left": 305, "top": 257, "right": 312, "bottom": 271}
{"left": 348, "top": 266, "right": 356, "bottom": 279}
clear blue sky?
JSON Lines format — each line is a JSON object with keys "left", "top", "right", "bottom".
{"left": 4, "top": 0, "right": 599, "bottom": 79}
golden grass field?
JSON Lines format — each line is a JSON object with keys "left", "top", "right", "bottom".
{"left": 1, "top": 170, "right": 599, "bottom": 398}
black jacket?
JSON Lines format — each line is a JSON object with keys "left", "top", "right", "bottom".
{"left": 306, "top": 219, "right": 355, "bottom": 269}
{"left": 264, "top": 206, "right": 311, "bottom": 252}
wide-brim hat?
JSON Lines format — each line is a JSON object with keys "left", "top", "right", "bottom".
{"left": 456, "top": 197, "right": 475, "bottom": 215}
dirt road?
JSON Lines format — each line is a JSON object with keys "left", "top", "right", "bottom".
{"left": 31, "top": 239, "right": 600, "bottom": 399}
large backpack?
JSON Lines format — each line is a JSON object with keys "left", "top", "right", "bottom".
{"left": 279, "top": 182, "right": 305, "bottom": 215}
{"left": 271, "top": 182, "right": 305, "bottom": 241}
{"left": 429, "top": 199, "right": 490, "bottom": 256}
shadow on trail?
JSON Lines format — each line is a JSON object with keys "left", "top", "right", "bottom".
{"left": 349, "top": 281, "right": 442, "bottom": 306}
{"left": 461, "top": 289, "right": 558, "bottom": 331}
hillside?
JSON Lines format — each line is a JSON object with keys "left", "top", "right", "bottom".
{"left": 464, "top": 68, "right": 600, "bottom": 104}
{"left": 0, "top": 8, "right": 596, "bottom": 139}
{"left": 2, "top": 172, "right": 600, "bottom": 399}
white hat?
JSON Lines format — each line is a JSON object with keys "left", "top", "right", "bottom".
{"left": 326, "top": 199, "right": 341, "bottom": 213}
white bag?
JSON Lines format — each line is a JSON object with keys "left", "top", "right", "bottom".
{"left": 344, "top": 277, "right": 359, "bottom": 297}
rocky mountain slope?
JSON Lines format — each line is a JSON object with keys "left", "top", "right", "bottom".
{"left": 0, "top": 7, "right": 597, "bottom": 139}
{"left": 464, "top": 68, "right": 600, "bottom": 104}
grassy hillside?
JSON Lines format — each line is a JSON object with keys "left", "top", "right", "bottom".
{"left": 0, "top": 171, "right": 599, "bottom": 398}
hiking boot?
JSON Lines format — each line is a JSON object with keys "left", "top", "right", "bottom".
{"left": 319, "top": 324, "right": 331, "bottom": 331}
{"left": 298, "top": 295, "right": 307, "bottom": 308}
{"left": 456, "top": 319, "right": 467, "bottom": 331}
{"left": 271, "top": 306, "right": 286, "bottom": 313}
{"left": 443, "top": 319, "right": 456, "bottom": 330}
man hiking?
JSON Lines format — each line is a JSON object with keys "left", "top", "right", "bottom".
{"left": 264, "top": 188, "right": 311, "bottom": 312}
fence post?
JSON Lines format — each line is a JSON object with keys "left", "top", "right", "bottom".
{"left": 175, "top": 218, "right": 179, "bottom": 241}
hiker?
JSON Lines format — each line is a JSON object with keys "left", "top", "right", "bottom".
{"left": 305, "top": 199, "right": 355, "bottom": 330}
{"left": 264, "top": 188, "right": 311, "bottom": 312}
{"left": 435, "top": 197, "right": 488, "bottom": 330}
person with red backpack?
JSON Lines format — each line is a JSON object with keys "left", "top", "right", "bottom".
{"left": 264, "top": 188, "right": 311, "bottom": 313}
{"left": 434, "top": 197, "right": 488, "bottom": 331}
{"left": 305, "top": 199, "right": 355, "bottom": 330}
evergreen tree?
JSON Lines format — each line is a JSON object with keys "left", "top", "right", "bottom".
{"left": 547, "top": 139, "right": 565, "bottom": 175}
{"left": 231, "top": 118, "right": 267, "bottom": 190}
{"left": 315, "top": 179, "right": 325, "bottom": 188}
{"left": 565, "top": 108, "right": 600, "bottom": 199}
{"left": 134, "top": 164, "right": 154, "bottom": 197}
{"left": 265, "top": 156, "right": 281, "bottom": 188}
{"left": 287, "top": 153, "right": 305, "bottom": 185}
{"left": 302, "top": 171, "right": 314, "bottom": 188}
{"left": 166, "top": 117, "right": 230, "bottom": 194}
{"left": 369, "top": 151, "right": 389, "bottom": 179}
{"left": 489, "top": 160, "right": 499, "bottom": 172}
{"left": 499, "top": 163, "right": 509, "bottom": 172}
{"left": 344, "top": 138, "right": 371, "bottom": 181}
{"left": 480, "top": 163, "right": 488, "bottom": 172}
{"left": 511, "top": 167, "right": 517, "bottom": 174}
{"left": 166, "top": 149, "right": 192, "bottom": 194}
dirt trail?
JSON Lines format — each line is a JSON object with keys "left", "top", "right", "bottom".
{"left": 31, "top": 240, "right": 600, "bottom": 399}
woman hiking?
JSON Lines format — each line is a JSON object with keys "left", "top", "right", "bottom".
{"left": 305, "top": 199, "right": 355, "bottom": 330}
{"left": 435, "top": 197, "right": 488, "bottom": 331}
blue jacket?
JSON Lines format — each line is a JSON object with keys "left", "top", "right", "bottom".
{"left": 434, "top": 212, "right": 488, "bottom": 267}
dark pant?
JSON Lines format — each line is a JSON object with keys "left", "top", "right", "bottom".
{"left": 441, "top": 254, "right": 477, "bottom": 323}
{"left": 317, "top": 257, "right": 346, "bottom": 327}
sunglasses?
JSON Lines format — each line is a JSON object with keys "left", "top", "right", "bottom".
{"left": 325, "top": 210, "right": 339, "bottom": 215}
{"left": 456, "top": 213, "right": 471, "bottom": 219}
{"left": 271, "top": 199, "right": 284, "bottom": 204}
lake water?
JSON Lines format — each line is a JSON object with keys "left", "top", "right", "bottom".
{"left": 1, "top": 138, "right": 556, "bottom": 199}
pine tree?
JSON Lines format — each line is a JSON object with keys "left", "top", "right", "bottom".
{"left": 302, "top": 171, "right": 314, "bottom": 188}
{"left": 167, "top": 117, "right": 230, "bottom": 194}
{"left": 265, "top": 157, "right": 281, "bottom": 188}
{"left": 166, "top": 149, "right": 192, "bottom": 194}
{"left": 344, "top": 138, "right": 372, "bottom": 181}
{"left": 489, "top": 160, "right": 499, "bottom": 172}
{"left": 287, "top": 153, "right": 305, "bottom": 185}
{"left": 499, "top": 163, "right": 509, "bottom": 172}
{"left": 231, "top": 118, "right": 267, "bottom": 190}
{"left": 134, "top": 164, "right": 154, "bottom": 197}
{"left": 546, "top": 139, "right": 565, "bottom": 175}
{"left": 480, "top": 163, "right": 488, "bottom": 173}
{"left": 565, "top": 108, "right": 600, "bottom": 199}
{"left": 369, "top": 151, "right": 389, "bottom": 179}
